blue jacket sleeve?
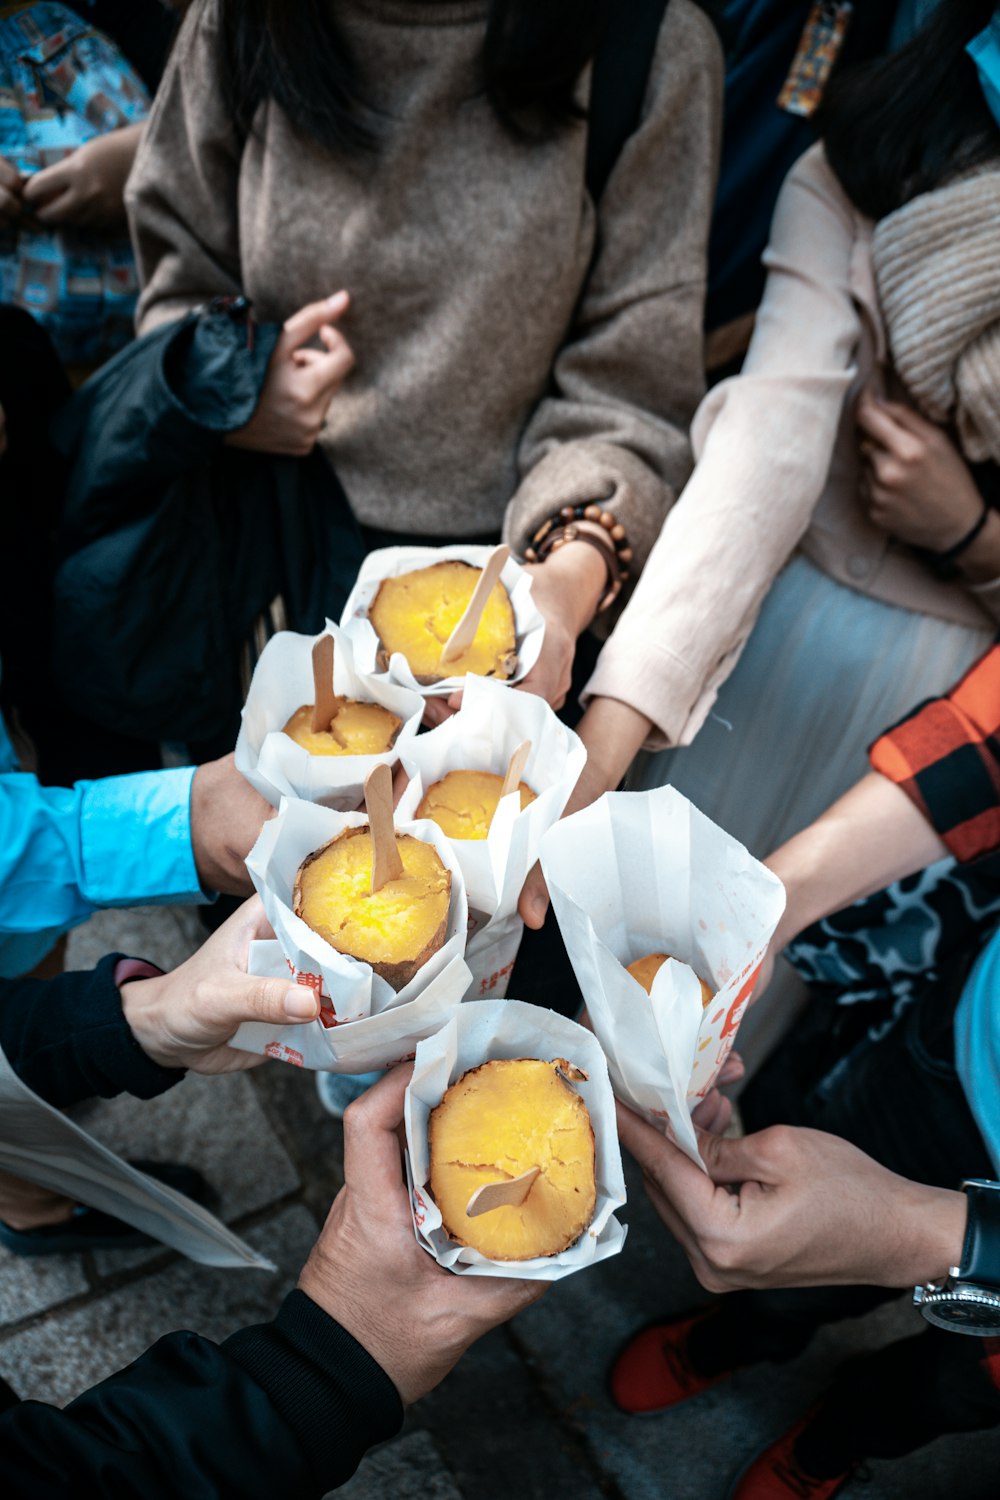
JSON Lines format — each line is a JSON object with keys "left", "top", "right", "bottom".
{"left": 0, "top": 759, "right": 205, "bottom": 946}
{"left": 0, "top": 1291, "right": 404, "bottom": 1498}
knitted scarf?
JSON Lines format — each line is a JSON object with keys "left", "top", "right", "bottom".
{"left": 872, "top": 166, "right": 1000, "bottom": 465}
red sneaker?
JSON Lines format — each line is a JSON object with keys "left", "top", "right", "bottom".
{"left": 609, "top": 1307, "right": 736, "bottom": 1414}
{"left": 726, "top": 1412, "right": 857, "bottom": 1500}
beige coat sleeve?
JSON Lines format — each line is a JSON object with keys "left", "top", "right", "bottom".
{"left": 126, "top": 3, "right": 244, "bottom": 333}
{"left": 504, "top": 0, "right": 723, "bottom": 574}
{"left": 583, "top": 144, "right": 865, "bottom": 748}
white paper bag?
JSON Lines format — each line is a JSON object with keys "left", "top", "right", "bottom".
{"left": 395, "top": 676, "right": 587, "bottom": 998}
{"left": 339, "top": 544, "right": 544, "bottom": 697}
{"left": 245, "top": 798, "right": 469, "bottom": 1024}
{"left": 232, "top": 940, "right": 473, "bottom": 1073}
{"left": 541, "top": 787, "right": 786, "bottom": 1167}
{"left": 234, "top": 620, "right": 424, "bottom": 810}
{"left": 404, "top": 998, "right": 627, "bottom": 1280}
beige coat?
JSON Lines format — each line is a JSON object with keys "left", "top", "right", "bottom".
{"left": 585, "top": 144, "right": 1000, "bottom": 750}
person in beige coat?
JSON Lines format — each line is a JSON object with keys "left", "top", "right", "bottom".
{"left": 523, "top": 0, "right": 1000, "bottom": 1067}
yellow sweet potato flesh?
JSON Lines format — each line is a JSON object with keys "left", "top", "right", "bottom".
{"left": 429, "top": 1058, "right": 596, "bottom": 1260}
{"left": 282, "top": 698, "right": 402, "bottom": 757}
{"left": 627, "top": 952, "right": 714, "bottom": 1008}
{"left": 370, "top": 561, "right": 517, "bottom": 683}
{"left": 416, "top": 768, "right": 536, "bottom": 840}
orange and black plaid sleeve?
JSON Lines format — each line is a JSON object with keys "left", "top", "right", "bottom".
{"left": 869, "top": 644, "right": 1000, "bottom": 864}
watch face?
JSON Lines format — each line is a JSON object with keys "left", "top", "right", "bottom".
{"left": 921, "top": 1296, "right": 1000, "bottom": 1337}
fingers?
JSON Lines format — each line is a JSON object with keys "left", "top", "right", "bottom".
{"left": 241, "top": 973, "right": 319, "bottom": 1024}
{"left": 341, "top": 1064, "right": 413, "bottom": 1200}
{"left": 282, "top": 291, "right": 350, "bottom": 351}
{"left": 691, "top": 1089, "right": 732, "bottom": 1135}
{"left": 615, "top": 1100, "right": 715, "bottom": 1209}
{"left": 716, "top": 1050, "right": 745, "bottom": 1086}
{"left": 855, "top": 390, "right": 906, "bottom": 451}
{"left": 518, "top": 860, "right": 550, "bottom": 929}
{"left": 22, "top": 159, "right": 74, "bottom": 209}
{"left": 422, "top": 697, "right": 455, "bottom": 727}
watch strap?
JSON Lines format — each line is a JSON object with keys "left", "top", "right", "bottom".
{"left": 959, "top": 1180, "right": 1000, "bottom": 1288}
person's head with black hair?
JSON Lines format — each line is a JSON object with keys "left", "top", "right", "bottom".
{"left": 818, "top": 0, "right": 1000, "bottom": 222}
{"left": 213, "top": 0, "right": 614, "bottom": 153}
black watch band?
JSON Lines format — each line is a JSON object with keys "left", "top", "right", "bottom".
{"left": 958, "top": 1180, "right": 1000, "bottom": 1288}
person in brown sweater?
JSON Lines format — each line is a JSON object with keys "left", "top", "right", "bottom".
{"left": 125, "top": 0, "right": 722, "bottom": 713}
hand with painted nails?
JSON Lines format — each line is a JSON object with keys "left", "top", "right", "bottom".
{"left": 119, "top": 896, "right": 319, "bottom": 1075}
{"left": 225, "top": 292, "right": 355, "bottom": 456}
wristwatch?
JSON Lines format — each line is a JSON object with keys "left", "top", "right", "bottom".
{"left": 914, "top": 1179, "right": 1000, "bottom": 1335}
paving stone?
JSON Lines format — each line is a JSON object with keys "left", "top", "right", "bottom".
{"left": 0, "top": 1204, "right": 317, "bottom": 1406}
{"left": 332, "top": 1430, "right": 463, "bottom": 1500}
{"left": 418, "top": 1325, "right": 607, "bottom": 1500}
{"left": 0, "top": 1247, "right": 88, "bottom": 1328}
{"left": 65, "top": 904, "right": 204, "bottom": 975}
{"left": 76, "top": 1071, "right": 301, "bottom": 1277}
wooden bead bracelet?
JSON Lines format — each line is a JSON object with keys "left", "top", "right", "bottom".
{"left": 523, "top": 504, "right": 631, "bottom": 612}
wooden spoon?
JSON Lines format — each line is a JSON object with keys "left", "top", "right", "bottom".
{"left": 439, "top": 544, "right": 510, "bottom": 667}
{"left": 466, "top": 1166, "right": 541, "bottom": 1218}
{"left": 310, "top": 634, "right": 338, "bottom": 734}
{"left": 499, "top": 739, "right": 532, "bottom": 804}
{"left": 365, "top": 763, "right": 403, "bottom": 893}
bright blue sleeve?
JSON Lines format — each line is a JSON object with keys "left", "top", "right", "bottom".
{"left": 0, "top": 764, "right": 205, "bottom": 939}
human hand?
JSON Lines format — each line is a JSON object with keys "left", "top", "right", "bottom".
{"left": 856, "top": 392, "right": 984, "bottom": 553}
{"left": 0, "top": 157, "right": 22, "bottom": 226}
{"left": 516, "top": 542, "right": 606, "bottom": 712}
{"left": 119, "top": 896, "right": 319, "bottom": 1074}
{"left": 225, "top": 293, "right": 354, "bottom": 456}
{"left": 518, "top": 694, "right": 653, "bottom": 929}
{"left": 616, "top": 1103, "right": 966, "bottom": 1292}
{"left": 21, "top": 125, "right": 144, "bottom": 231}
{"left": 298, "top": 1067, "right": 547, "bottom": 1404}
{"left": 190, "top": 753, "right": 273, "bottom": 896}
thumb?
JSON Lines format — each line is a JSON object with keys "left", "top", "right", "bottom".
{"left": 281, "top": 291, "right": 349, "bottom": 351}
{"left": 696, "top": 1128, "right": 770, "bottom": 1187}
{"left": 518, "top": 861, "right": 550, "bottom": 929}
{"left": 231, "top": 974, "right": 320, "bottom": 1026}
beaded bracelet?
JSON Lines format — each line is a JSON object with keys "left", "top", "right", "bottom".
{"left": 523, "top": 504, "right": 632, "bottom": 612}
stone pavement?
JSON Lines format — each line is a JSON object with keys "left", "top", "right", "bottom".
{"left": 3, "top": 904, "right": 999, "bottom": 1499}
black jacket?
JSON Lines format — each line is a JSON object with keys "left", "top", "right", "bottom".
{"left": 0, "top": 962, "right": 403, "bottom": 1497}
{"left": 51, "top": 302, "right": 365, "bottom": 752}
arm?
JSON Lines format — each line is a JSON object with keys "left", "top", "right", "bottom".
{"left": 0, "top": 1070, "right": 542, "bottom": 1498}
{"left": 0, "top": 899, "right": 318, "bottom": 1108}
{"left": 503, "top": 0, "right": 722, "bottom": 707}
{"left": 580, "top": 143, "right": 866, "bottom": 761}
{"left": 0, "top": 752, "right": 269, "bottom": 940}
{"left": 769, "top": 640, "right": 1000, "bottom": 954}
{"left": 617, "top": 1105, "right": 966, "bottom": 1294}
{"left": 126, "top": 3, "right": 244, "bottom": 332}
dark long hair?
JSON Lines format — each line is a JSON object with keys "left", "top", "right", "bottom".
{"left": 818, "top": 0, "right": 1000, "bottom": 221}
{"left": 211, "top": 0, "right": 610, "bottom": 152}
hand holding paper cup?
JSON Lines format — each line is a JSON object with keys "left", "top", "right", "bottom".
{"left": 234, "top": 620, "right": 423, "bottom": 809}
{"left": 404, "top": 998, "right": 627, "bottom": 1280}
{"left": 340, "top": 544, "right": 545, "bottom": 697}
{"left": 540, "top": 787, "right": 786, "bottom": 1167}
{"left": 395, "top": 676, "right": 586, "bottom": 997}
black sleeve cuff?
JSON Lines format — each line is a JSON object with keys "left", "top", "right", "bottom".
{"left": 0, "top": 954, "right": 184, "bottom": 1109}
{"left": 222, "top": 1289, "right": 404, "bottom": 1491}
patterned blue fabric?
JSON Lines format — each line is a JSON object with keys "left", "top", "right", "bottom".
{"left": 0, "top": 2, "right": 149, "bottom": 363}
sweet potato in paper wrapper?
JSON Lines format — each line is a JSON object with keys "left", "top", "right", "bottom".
{"left": 339, "top": 544, "right": 544, "bottom": 698}
{"left": 540, "top": 786, "right": 786, "bottom": 1167}
{"left": 234, "top": 621, "right": 423, "bottom": 811}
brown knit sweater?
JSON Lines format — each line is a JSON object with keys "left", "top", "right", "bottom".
{"left": 126, "top": 0, "right": 722, "bottom": 565}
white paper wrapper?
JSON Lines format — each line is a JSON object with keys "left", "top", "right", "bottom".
{"left": 339, "top": 544, "right": 544, "bottom": 697}
{"left": 541, "top": 787, "right": 786, "bottom": 1168}
{"left": 245, "top": 798, "right": 469, "bottom": 1024}
{"left": 395, "top": 676, "right": 587, "bottom": 998}
{"left": 232, "top": 940, "right": 472, "bottom": 1072}
{"left": 234, "top": 620, "right": 424, "bottom": 810}
{"left": 404, "top": 998, "right": 627, "bottom": 1280}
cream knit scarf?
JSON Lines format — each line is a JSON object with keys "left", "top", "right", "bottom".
{"left": 872, "top": 165, "right": 1000, "bottom": 465}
